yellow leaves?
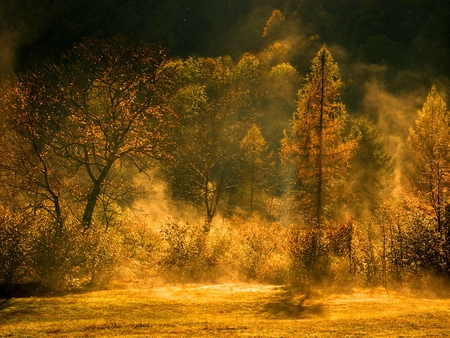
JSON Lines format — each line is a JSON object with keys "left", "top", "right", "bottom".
{"left": 262, "top": 9, "right": 285, "bottom": 38}
{"left": 279, "top": 129, "right": 292, "bottom": 166}
{"left": 407, "top": 85, "right": 450, "bottom": 156}
{"left": 235, "top": 53, "right": 261, "bottom": 83}
{"left": 280, "top": 47, "right": 356, "bottom": 223}
{"left": 406, "top": 85, "right": 450, "bottom": 197}
{"left": 269, "top": 63, "right": 298, "bottom": 81}
{"left": 170, "top": 84, "right": 207, "bottom": 117}
{"left": 240, "top": 125, "right": 267, "bottom": 155}
{"left": 259, "top": 42, "right": 292, "bottom": 68}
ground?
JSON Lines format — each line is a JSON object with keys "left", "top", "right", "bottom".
{"left": 1, "top": 282, "right": 450, "bottom": 337}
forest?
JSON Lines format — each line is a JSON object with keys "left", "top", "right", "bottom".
{"left": 1, "top": 0, "right": 450, "bottom": 295}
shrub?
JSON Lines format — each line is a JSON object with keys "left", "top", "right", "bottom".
{"left": 400, "top": 214, "right": 445, "bottom": 289}
{"left": 199, "top": 221, "right": 234, "bottom": 282}
{"left": 158, "top": 218, "right": 209, "bottom": 282}
{"left": 119, "top": 218, "right": 163, "bottom": 280}
{"left": 81, "top": 226, "right": 125, "bottom": 287}
{"left": 32, "top": 218, "right": 86, "bottom": 291}
{"left": 288, "top": 227, "right": 331, "bottom": 287}
{"left": 351, "top": 219, "right": 383, "bottom": 287}
{"left": 157, "top": 216, "right": 291, "bottom": 284}
{"left": 0, "top": 207, "right": 37, "bottom": 286}
{"left": 228, "top": 215, "right": 290, "bottom": 284}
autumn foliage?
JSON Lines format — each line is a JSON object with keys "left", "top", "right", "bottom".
{"left": 1, "top": 36, "right": 450, "bottom": 295}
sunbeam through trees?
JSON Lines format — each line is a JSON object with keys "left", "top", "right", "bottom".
{"left": 1, "top": 2, "right": 450, "bottom": 301}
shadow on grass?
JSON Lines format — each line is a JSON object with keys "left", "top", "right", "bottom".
{"left": 261, "top": 287, "right": 324, "bottom": 319}
{"left": 0, "top": 282, "right": 46, "bottom": 299}
{"left": 0, "top": 297, "right": 12, "bottom": 310}
{"left": 0, "top": 281, "right": 98, "bottom": 303}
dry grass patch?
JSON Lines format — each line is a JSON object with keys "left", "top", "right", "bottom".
{"left": 1, "top": 283, "right": 450, "bottom": 337}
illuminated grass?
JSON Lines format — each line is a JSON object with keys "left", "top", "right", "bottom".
{"left": 1, "top": 283, "right": 450, "bottom": 337}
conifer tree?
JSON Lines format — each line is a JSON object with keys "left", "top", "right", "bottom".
{"left": 281, "top": 46, "right": 358, "bottom": 227}
{"left": 406, "top": 85, "right": 450, "bottom": 275}
{"left": 406, "top": 85, "right": 450, "bottom": 234}
{"left": 349, "top": 117, "right": 394, "bottom": 218}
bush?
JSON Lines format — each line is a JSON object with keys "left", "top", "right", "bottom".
{"left": 32, "top": 218, "right": 90, "bottom": 291}
{"left": 0, "top": 205, "right": 129, "bottom": 292}
{"left": 351, "top": 219, "right": 383, "bottom": 287}
{"left": 119, "top": 218, "right": 162, "bottom": 280}
{"left": 158, "top": 218, "right": 210, "bottom": 282}
{"left": 199, "top": 221, "right": 234, "bottom": 282}
{"left": 157, "top": 215, "right": 290, "bottom": 284}
{"left": 0, "top": 207, "right": 37, "bottom": 286}
{"left": 399, "top": 214, "right": 445, "bottom": 289}
{"left": 227, "top": 215, "right": 290, "bottom": 284}
{"left": 288, "top": 227, "right": 330, "bottom": 287}
{"left": 81, "top": 226, "right": 125, "bottom": 287}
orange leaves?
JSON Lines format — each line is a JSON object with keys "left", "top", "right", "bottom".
{"left": 281, "top": 47, "right": 358, "bottom": 225}
{"left": 406, "top": 85, "right": 450, "bottom": 233}
{"left": 0, "top": 36, "right": 177, "bottom": 231}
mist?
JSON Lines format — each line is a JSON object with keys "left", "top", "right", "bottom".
{"left": 1, "top": 0, "right": 450, "bottom": 308}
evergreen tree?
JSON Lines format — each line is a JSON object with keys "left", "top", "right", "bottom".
{"left": 349, "top": 117, "right": 394, "bottom": 218}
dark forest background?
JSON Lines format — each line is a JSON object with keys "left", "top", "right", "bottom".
{"left": 2, "top": 0, "right": 450, "bottom": 128}
{"left": 1, "top": 0, "right": 449, "bottom": 78}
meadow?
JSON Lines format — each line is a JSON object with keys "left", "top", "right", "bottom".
{"left": 1, "top": 282, "right": 450, "bottom": 337}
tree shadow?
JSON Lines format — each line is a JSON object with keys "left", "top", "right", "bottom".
{"left": 0, "top": 282, "right": 45, "bottom": 299}
{"left": 0, "top": 281, "right": 100, "bottom": 301}
{"left": 261, "top": 287, "right": 324, "bottom": 319}
{"left": 0, "top": 296, "right": 14, "bottom": 312}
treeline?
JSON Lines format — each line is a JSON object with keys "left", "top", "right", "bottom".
{"left": 0, "top": 34, "right": 450, "bottom": 294}
{"left": 3, "top": 0, "right": 450, "bottom": 80}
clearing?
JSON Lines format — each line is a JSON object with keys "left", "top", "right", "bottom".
{"left": 1, "top": 282, "right": 450, "bottom": 337}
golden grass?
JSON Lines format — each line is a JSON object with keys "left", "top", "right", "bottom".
{"left": 1, "top": 282, "right": 450, "bottom": 337}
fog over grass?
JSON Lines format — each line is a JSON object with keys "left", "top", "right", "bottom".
{"left": 1, "top": 1, "right": 450, "bottom": 310}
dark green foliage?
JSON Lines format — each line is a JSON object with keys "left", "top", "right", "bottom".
{"left": 349, "top": 118, "right": 394, "bottom": 217}
{"left": 3, "top": 0, "right": 450, "bottom": 82}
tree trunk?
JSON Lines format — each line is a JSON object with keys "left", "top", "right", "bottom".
{"left": 316, "top": 51, "right": 325, "bottom": 228}
{"left": 82, "top": 161, "right": 113, "bottom": 230}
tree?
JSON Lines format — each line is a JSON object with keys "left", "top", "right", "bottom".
{"left": 166, "top": 56, "right": 247, "bottom": 227}
{"left": 237, "top": 124, "right": 276, "bottom": 218}
{"left": 262, "top": 9, "right": 286, "bottom": 42}
{"left": 54, "top": 36, "right": 174, "bottom": 230}
{"left": 281, "top": 46, "right": 358, "bottom": 227}
{"left": 0, "top": 70, "right": 67, "bottom": 232}
{"left": 406, "top": 85, "right": 450, "bottom": 275}
{"left": 0, "top": 36, "right": 174, "bottom": 231}
{"left": 406, "top": 85, "right": 450, "bottom": 234}
{"left": 349, "top": 117, "right": 394, "bottom": 217}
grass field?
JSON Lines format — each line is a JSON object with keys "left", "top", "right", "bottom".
{"left": 1, "top": 282, "right": 450, "bottom": 337}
